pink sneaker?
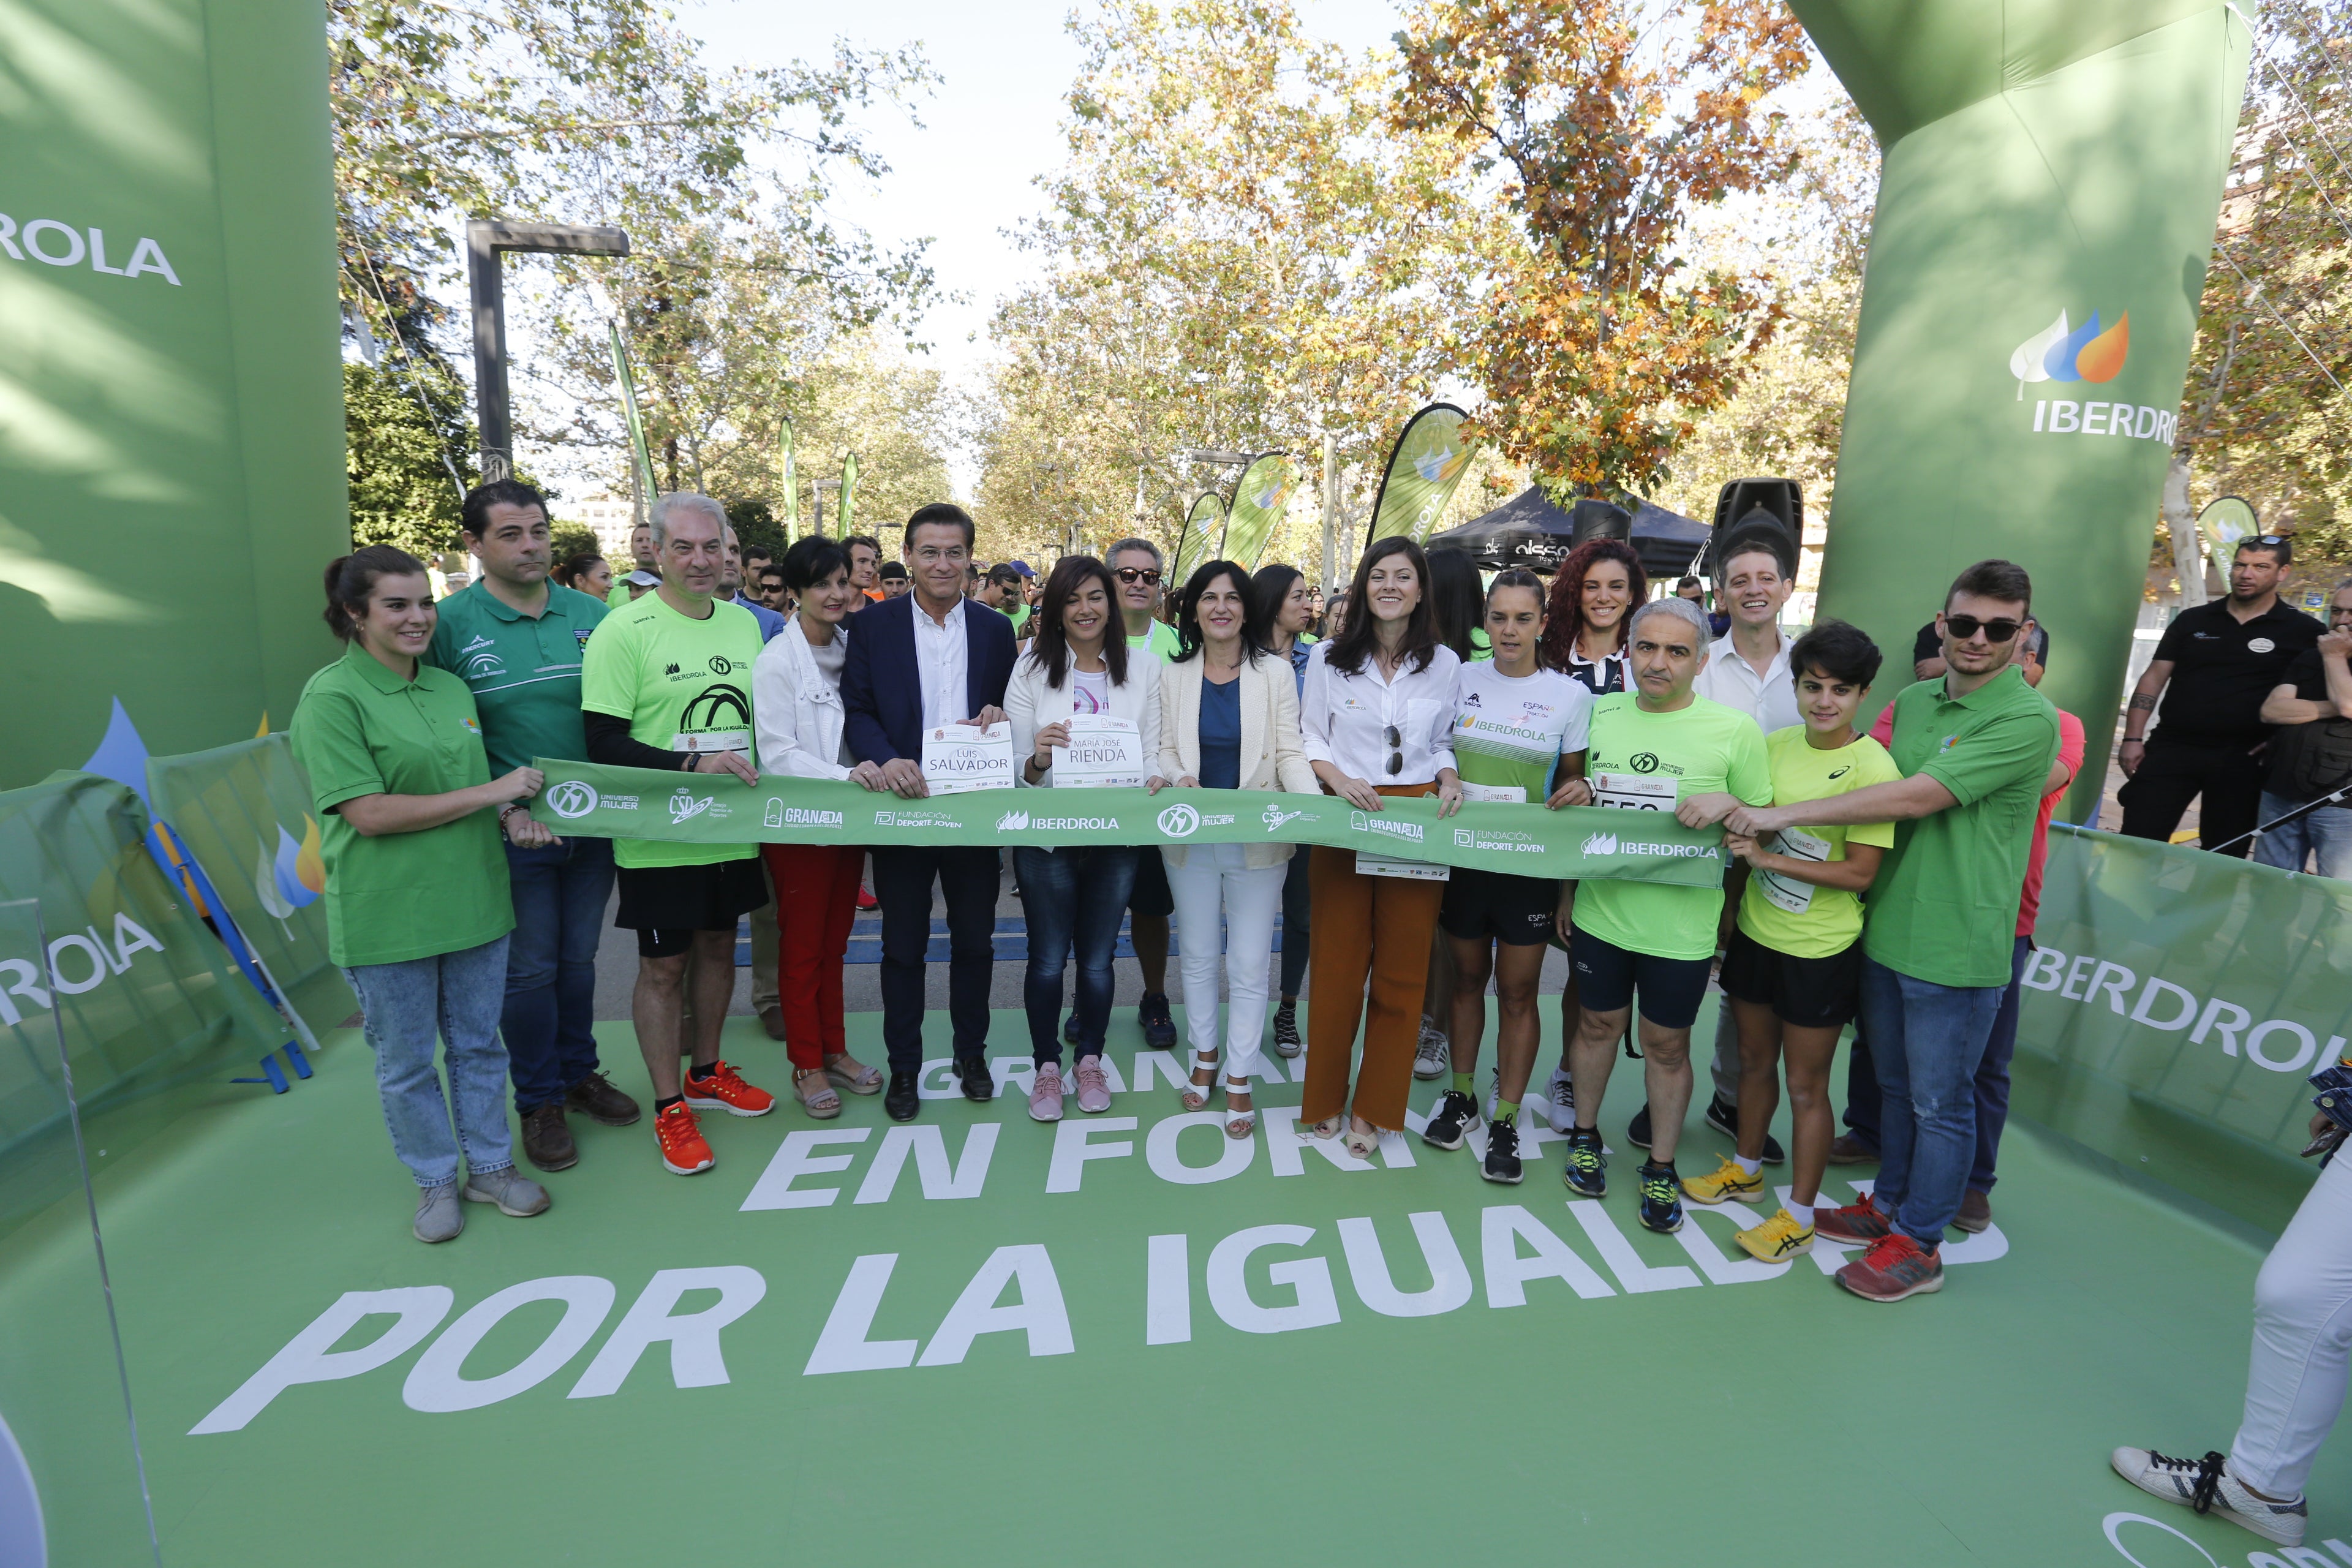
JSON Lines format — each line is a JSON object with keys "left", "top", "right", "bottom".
{"left": 1029, "top": 1061, "right": 1065, "bottom": 1122}
{"left": 1072, "top": 1055, "right": 1112, "bottom": 1114}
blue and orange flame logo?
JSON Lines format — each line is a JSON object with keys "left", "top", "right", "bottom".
{"left": 2010, "top": 309, "right": 2129, "bottom": 396}
{"left": 255, "top": 816, "right": 325, "bottom": 924}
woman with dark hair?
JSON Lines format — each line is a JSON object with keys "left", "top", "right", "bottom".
{"left": 1155, "top": 560, "right": 1317, "bottom": 1137}
{"left": 556, "top": 553, "right": 611, "bottom": 600}
{"left": 288, "top": 546, "right": 553, "bottom": 1243}
{"left": 752, "top": 536, "right": 891, "bottom": 1118}
{"left": 1006, "top": 555, "right": 1166, "bottom": 1121}
{"left": 1425, "top": 546, "right": 1488, "bottom": 662}
{"left": 1249, "top": 562, "right": 1319, "bottom": 1057}
{"left": 1539, "top": 537, "right": 1647, "bottom": 696}
{"left": 1298, "top": 537, "right": 1465, "bottom": 1157}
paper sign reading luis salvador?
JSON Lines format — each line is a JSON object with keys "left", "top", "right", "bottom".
{"left": 921, "top": 723, "right": 1016, "bottom": 794}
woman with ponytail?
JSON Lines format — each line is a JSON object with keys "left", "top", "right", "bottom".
{"left": 290, "top": 546, "right": 556, "bottom": 1244}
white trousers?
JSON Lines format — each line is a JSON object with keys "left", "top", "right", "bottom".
{"left": 1164, "top": 843, "right": 1286, "bottom": 1086}
{"left": 2231, "top": 1145, "right": 2352, "bottom": 1498}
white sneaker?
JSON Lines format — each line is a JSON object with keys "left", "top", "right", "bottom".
{"left": 2109, "top": 1447, "right": 2307, "bottom": 1547}
{"left": 1412, "top": 1020, "right": 1449, "bottom": 1080}
{"left": 1545, "top": 1066, "right": 1577, "bottom": 1134}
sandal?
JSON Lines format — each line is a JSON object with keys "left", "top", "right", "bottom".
{"left": 1182, "top": 1050, "right": 1221, "bottom": 1112}
{"left": 823, "top": 1052, "right": 883, "bottom": 1096}
{"left": 1223, "top": 1079, "right": 1256, "bottom": 1140}
{"left": 1342, "top": 1120, "right": 1381, "bottom": 1160}
{"left": 1298, "top": 1114, "right": 1343, "bottom": 1143}
{"left": 793, "top": 1066, "right": 842, "bottom": 1120}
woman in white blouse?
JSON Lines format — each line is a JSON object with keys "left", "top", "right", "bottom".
{"left": 1006, "top": 556, "right": 1167, "bottom": 1123}
{"left": 1298, "top": 537, "right": 1464, "bottom": 1158}
{"left": 1153, "top": 560, "right": 1319, "bottom": 1139}
{"left": 751, "top": 538, "right": 888, "bottom": 1120}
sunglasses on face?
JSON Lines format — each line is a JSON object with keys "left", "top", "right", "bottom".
{"left": 1115, "top": 567, "right": 1163, "bottom": 586}
{"left": 1945, "top": 614, "right": 2023, "bottom": 644}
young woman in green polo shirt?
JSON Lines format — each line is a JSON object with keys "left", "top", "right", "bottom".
{"left": 290, "top": 546, "right": 557, "bottom": 1245}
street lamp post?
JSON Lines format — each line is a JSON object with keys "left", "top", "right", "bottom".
{"left": 467, "top": 219, "right": 630, "bottom": 481}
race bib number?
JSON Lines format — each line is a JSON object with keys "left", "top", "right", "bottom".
{"left": 1355, "top": 853, "right": 1450, "bottom": 882}
{"left": 921, "top": 723, "right": 1016, "bottom": 794}
{"left": 1758, "top": 825, "right": 1831, "bottom": 914}
{"left": 673, "top": 729, "right": 749, "bottom": 753}
{"left": 1053, "top": 715, "right": 1146, "bottom": 790}
{"left": 1460, "top": 780, "right": 1525, "bottom": 804}
{"left": 1594, "top": 772, "right": 1675, "bottom": 812}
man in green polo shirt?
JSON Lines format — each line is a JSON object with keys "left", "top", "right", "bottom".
{"left": 428, "top": 478, "right": 641, "bottom": 1175}
{"left": 580, "top": 491, "right": 778, "bottom": 1178}
{"left": 1725, "top": 559, "right": 2059, "bottom": 1303}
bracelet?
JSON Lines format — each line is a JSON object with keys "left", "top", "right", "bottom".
{"left": 497, "top": 802, "right": 526, "bottom": 822}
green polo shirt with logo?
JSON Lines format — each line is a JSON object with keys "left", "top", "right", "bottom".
{"left": 579, "top": 591, "right": 763, "bottom": 869}
{"left": 1864, "top": 666, "right": 2060, "bottom": 988}
{"left": 288, "top": 644, "right": 514, "bottom": 968}
{"left": 424, "top": 579, "right": 608, "bottom": 774}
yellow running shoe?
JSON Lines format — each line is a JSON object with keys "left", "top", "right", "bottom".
{"left": 1680, "top": 1154, "right": 1765, "bottom": 1206}
{"left": 1736, "top": 1208, "right": 1816, "bottom": 1261}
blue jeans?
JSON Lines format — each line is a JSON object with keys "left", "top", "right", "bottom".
{"left": 1969, "top": 935, "right": 2033, "bottom": 1194}
{"left": 1858, "top": 956, "right": 2005, "bottom": 1246}
{"left": 2252, "top": 793, "right": 2352, "bottom": 880}
{"left": 343, "top": 937, "right": 515, "bottom": 1188}
{"left": 501, "top": 835, "right": 616, "bottom": 1112}
{"left": 1014, "top": 845, "right": 1138, "bottom": 1063}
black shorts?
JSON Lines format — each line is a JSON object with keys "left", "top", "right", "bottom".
{"left": 1718, "top": 926, "right": 1863, "bottom": 1030}
{"left": 1567, "top": 928, "right": 1712, "bottom": 1030}
{"left": 1129, "top": 846, "right": 1174, "bottom": 919}
{"left": 1439, "top": 868, "right": 1559, "bottom": 948}
{"left": 616, "top": 858, "right": 770, "bottom": 957}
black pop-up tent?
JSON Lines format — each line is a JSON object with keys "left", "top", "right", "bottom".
{"left": 1425, "top": 488, "right": 1709, "bottom": 578}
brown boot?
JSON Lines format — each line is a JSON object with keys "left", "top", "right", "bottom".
{"left": 521, "top": 1102, "right": 577, "bottom": 1172}
{"left": 1954, "top": 1188, "right": 1993, "bottom": 1233}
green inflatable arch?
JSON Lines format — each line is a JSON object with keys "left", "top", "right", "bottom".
{"left": 1795, "top": 0, "right": 2254, "bottom": 820}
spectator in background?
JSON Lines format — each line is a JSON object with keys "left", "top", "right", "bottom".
{"left": 2254, "top": 580, "right": 2352, "bottom": 877}
{"left": 845, "top": 535, "right": 884, "bottom": 605}
{"left": 756, "top": 564, "right": 793, "bottom": 616}
{"left": 556, "top": 553, "right": 611, "bottom": 600}
{"left": 2119, "top": 535, "right": 2318, "bottom": 856}
{"left": 979, "top": 562, "right": 1026, "bottom": 621}
{"left": 622, "top": 568, "right": 660, "bottom": 601}
{"left": 612, "top": 522, "right": 658, "bottom": 607}
{"left": 879, "top": 560, "right": 910, "bottom": 598}
{"left": 1107, "top": 536, "right": 1182, "bottom": 1050}
{"left": 442, "top": 570, "right": 472, "bottom": 594}
{"left": 964, "top": 562, "right": 982, "bottom": 599}
{"left": 1675, "top": 576, "right": 1705, "bottom": 602}
{"left": 741, "top": 541, "right": 773, "bottom": 582}
{"left": 718, "top": 526, "right": 788, "bottom": 644}
{"left": 1250, "top": 563, "right": 1320, "bottom": 1060}
{"left": 1322, "top": 590, "right": 1349, "bottom": 641}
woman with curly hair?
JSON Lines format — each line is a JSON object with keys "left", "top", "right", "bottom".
{"left": 1539, "top": 537, "right": 1648, "bottom": 698}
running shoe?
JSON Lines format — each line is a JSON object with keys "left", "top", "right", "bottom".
{"left": 1413, "top": 1020, "right": 1449, "bottom": 1080}
{"left": 1836, "top": 1232, "right": 1942, "bottom": 1302}
{"left": 1561, "top": 1129, "right": 1607, "bottom": 1197}
{"left": 1544, "top": 1066, "right": 1576, "bottom": 1134}
{"left": 1813, "top": 1191, "right": 1895, "bottom": 1247}
{"left": 1626, "top": 1103, "right": 1652, "bottom": 1149}
{"left": 1139, "top": 992, "right": 1177, "bottom": 1050}
{"left": 1272, "top": 1000, "right": 1302, "bottom": 1058}
{"left": 1482, "top": 1117, "right": 1523, "bottom": 1185}
{"left": 1704, "top": 1092, "right": 1785, "bottom": 1164}
{"left": 682, "top": 1060, "right": 775, "bottom": 1118}
{"left": 1422, "top": 1089, "right": 1479, "bottom": 1150}
{"left": 1071, "top": 1055, "right": 1113, "bottom": 1114}
{"left": 1029, "top": 1062, "right": 1065, "bottom": 1123}
{"left": 1735, "top": 1208, "right": 1815, "bottom": 1262}
{"left": 1637, "top": 1161, "right": 1684, "bottom": 1234}
{"left": 1681, "top": 1154, "right": 1765, "bottom": 1207}
{"left": 654, "top": 1101, "right": 715, "bottom": 1175}
{"left": 2109, "top": 1448, "right": 2308, "bottom": 1548}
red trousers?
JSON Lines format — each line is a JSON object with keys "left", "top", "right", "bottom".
{"left": 760, "top": 842, "right": 863, "bottom": 1070}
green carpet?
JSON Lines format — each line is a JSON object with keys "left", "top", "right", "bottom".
{"left": 2, "top": 1007, "right": 2345, "bottom": 1567}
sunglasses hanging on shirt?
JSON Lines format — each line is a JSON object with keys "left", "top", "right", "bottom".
{"left": 1384, "top": 723, "right": 1403, "bottom": 777}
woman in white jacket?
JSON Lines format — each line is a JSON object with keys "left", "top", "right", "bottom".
{"left": 1006, "top": 555, "right": 1167, "bottom": 1123}
{"left": 1156, "top": 559, "right": 1319, "bottom": 1139}
{"left": 751, "top": 538, "right": 888, "bottom": 1120}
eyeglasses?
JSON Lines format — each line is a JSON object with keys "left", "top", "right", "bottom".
{"left": 1115, "top": 567, "right": 1163, "bottom": 586}
{"left": 1944, "top": 614, "right": 2022, "bottom": 644}
{"left": 1384, "top": 723, "right": 1403, "bottom": 777}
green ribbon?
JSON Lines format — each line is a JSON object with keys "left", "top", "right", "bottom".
{"left": 528, "top": 761, "right": 1727, "bottom": 886}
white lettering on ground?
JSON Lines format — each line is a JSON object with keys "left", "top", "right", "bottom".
{"left": 1336, "top": 1213, "right": 1472, "bottom": 1317}
{"left": 1045, "top": 1117, "right": 1136, "bottom": 1193}
{"left": 1145, "top": 1234, "right": 1190, "bottom": 1344}
{"left": 804, "top": 1256, "right": 919, "bottom": 1375}
{"left": 1566, "top": 1200, "right": 1702, "bottom": 1293}
{"left": 566, "top": 1267, "right": 766, "bottom": 1398}
{"left": 739, "top": 1128, "right": 870, "bottom": 1210}
{"left": 853, "top": 1124, "right": 999, "bottom": 1204}
{"left": 1145, "top": 1111, "right": 1256, "bottom": 1185}
{"left": 1480, "top": 1205, "right": 1616, "bottom": 1305}
{"left": 1204, "top": 1224, "right": 1341, "bottom": 1334}
{"left": 402, "top": 1277, "right": 616, "bottom": 1413}
{"left": 914, "top": 1245, "right": 1073, "bottom": 1365}
{"left": 190, "top": 1286, "right": 453, "bottom": 1434}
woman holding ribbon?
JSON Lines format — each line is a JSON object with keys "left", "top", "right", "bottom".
{"left": 752, "top": 537, "right": 891, "bottom": 1120}
{"left": 1006, "top": 555, "right": 1166, "bottom": 1122}
{"left": 1249, "top": 562, "right": 1318, "bottom": 1058}
{"left": 1156, "top": 560, "right": 1319, "bottom": 1139}
{"left": 1298, "top": 537, "right": 1465, "bottom": 1159}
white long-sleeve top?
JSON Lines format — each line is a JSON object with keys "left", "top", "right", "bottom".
{"left": 1297, "top": 638, "right": 1461, "bottom": 786}
{"left": 752, "top": 616, "right": 853, "bottom": 780}
{"left": 1004, "top": 643, "right": 1161, "bottom": 787}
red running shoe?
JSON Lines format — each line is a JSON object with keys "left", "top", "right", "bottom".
{"left": 1836, "top": 1232, "right": 1943, "bottom": 1302}
{"left": 654, "top": 1102, "right": 715, "bottom": 1175}
{"left": 683, "top": 1060, "right": 777, "bottom": 1118}
{"left": 1813, "top": 1191, "right": 1895, "bottom": 1247}
{"left": 856, "top": 886, "right": 879, "bottom": 910}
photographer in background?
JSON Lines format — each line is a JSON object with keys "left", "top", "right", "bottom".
{"left": 2252, "top": 580, "right": 2352, "bottom": 878}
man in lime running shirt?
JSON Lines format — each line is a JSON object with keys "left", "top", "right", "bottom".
{"left": 1109, "top": 536, "right": 1182, "bottom": 1047}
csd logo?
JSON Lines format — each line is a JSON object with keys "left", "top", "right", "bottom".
{"left": 1630, "top": 753, "right": 1660, "bottom": 774}
{"left": 1157, "top": 804, "right": 1200, "bottom": 839}
{"left": 546, "top": 782, "right": 599, "bottom": 819}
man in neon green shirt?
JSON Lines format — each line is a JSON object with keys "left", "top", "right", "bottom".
{"left": 1556, "top": 595, "right": 1770, "bottom": 1237}
{"left": 580, "top": 492, "right": 778, "bottom": 1178}
{"left": 1108, "top": 535, "right": 1181, "bottom": 1046}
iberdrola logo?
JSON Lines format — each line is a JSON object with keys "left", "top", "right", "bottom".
{"left": 254, "top": 816, "right": 326, "bottom": 931}
{"left": 1580, "top": 830, "right": 1619, "bottom": 858}
{"left": 2010, "top": 309, "right": 2129, "bottom": 397}
{"left": 1412, "top": 440, "right": 1469, "bottom": 484}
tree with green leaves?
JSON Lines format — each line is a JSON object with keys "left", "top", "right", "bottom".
{"left": 343, "top": 361, "right": 472, "bottom": 559}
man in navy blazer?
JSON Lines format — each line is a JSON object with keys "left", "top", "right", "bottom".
{"left": 842, "top": 502, "right": 1018, "bottom": 1120}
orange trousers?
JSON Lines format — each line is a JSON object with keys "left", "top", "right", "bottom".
{"left": 1300, "top": 785, "right": 1445, "bottom": 1130}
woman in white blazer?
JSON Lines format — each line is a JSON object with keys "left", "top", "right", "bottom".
{"left": 752, "top": 538, "right": 888, "bottom": 1120}
{"left": 1155, "top": 559, "right": 1319, "bottom": 1140}
{"left": 1006, "top": 555, "right": 1167, "bottom": 1123}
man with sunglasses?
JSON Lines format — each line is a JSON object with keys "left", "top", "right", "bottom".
{"left": 1722, "top": 559, "right": 2058, "bottom": 1302}
{"left": 1108, "top": 538, "right": 1182, "bottom": 1049}
{"left": 2120, "top": 535, "right": 2320, "bottom": 857}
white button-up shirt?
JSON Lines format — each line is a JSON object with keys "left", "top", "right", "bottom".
{"left": 911, "top": 597, "right": 970, "bottom": 730}
{"left": 1299, "top": 639, "right": 1461, "bottom": 785}
{"left": 1694, "top": 628, "right": 1801, "bottom": 734}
